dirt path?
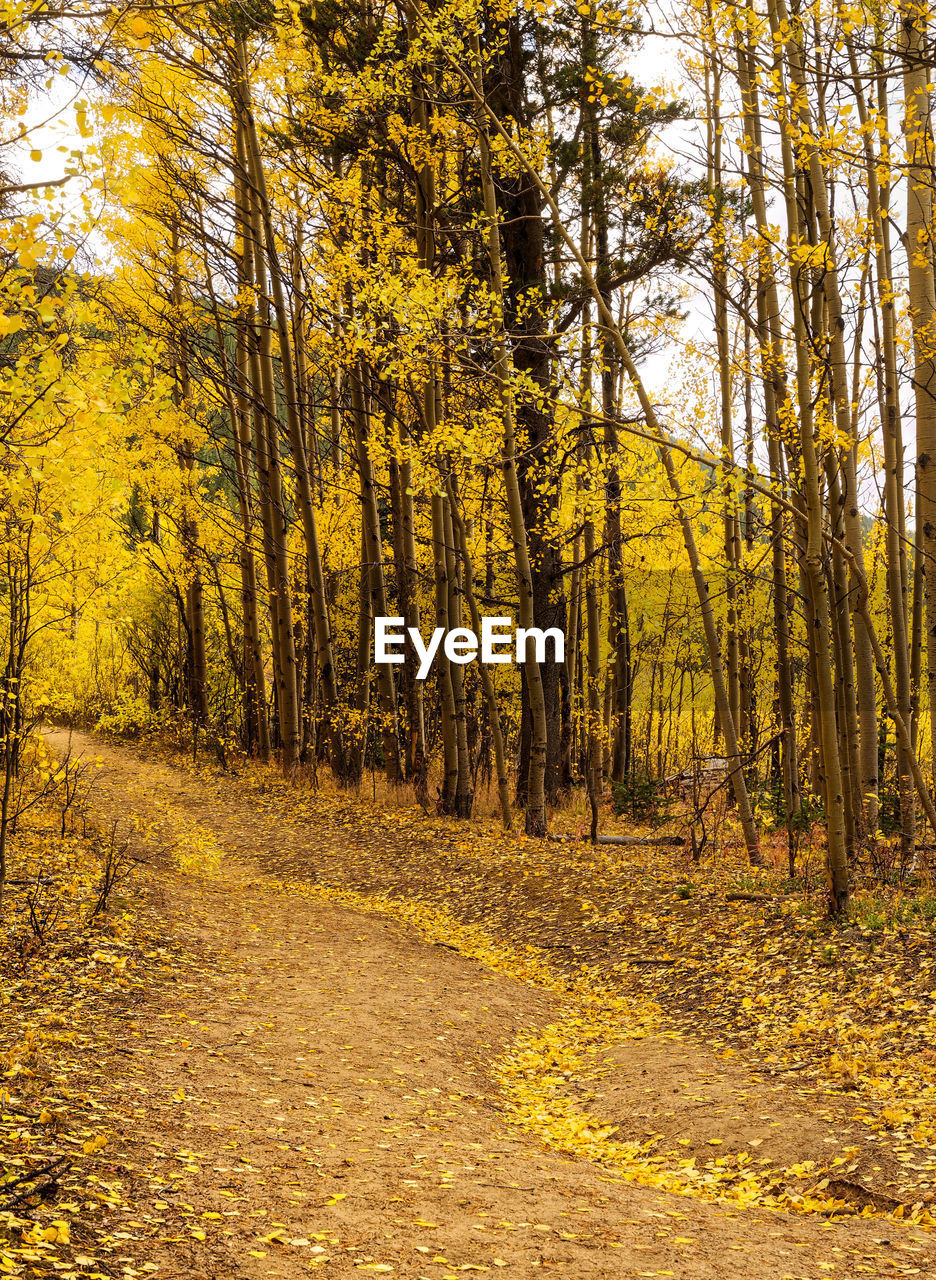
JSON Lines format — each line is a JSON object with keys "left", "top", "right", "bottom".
{"left": 43, "top": 730, "right": 935, "bottom": 1279}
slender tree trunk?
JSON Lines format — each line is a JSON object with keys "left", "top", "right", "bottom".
{"left": 735, "top": 25, "right": 800, "bottom": 831}
{"left": 585, "top": 62, "right": 629, "bottom": 787}
{"left": 236, "top": 43, "right": 343, "bottom": 775}
{"left": 348, "top": 364, "right": 401, "bottom": 783}
{"left": 234, "top": 119, "right": 284, "bottom": 727}
{"left": 705, "top": 51, "right": 742, "bottom": 744}
{"left": 236, "top": 108, "right": 301, "bottom": 768}
{"left": 826, "top": 467, "right": 859, "bottom": 863}
{"left": 169, "top": 226, "right": 210, "bottom": 732}
{"left": 770, "top": 0, "right": 877, "bottom": 834}
{"left": 389, "top": 452, "right": 414, "bottom": 777}
{"left": 470, "top": 33, "right": 548, "bottom": 835}
{"left": 563, "top": 531, "right": 582, "bottom": 790}
{"left": 900, "top": 2, "right": 936, "bottom": 789}
{"left": 200, "top": 187, "right": 270, "bottom": 761}
{"left": 443, "top": 483, "right": 472, "bottom": 816}
{"left": 742, "top": 0, "right": 848, "bottom": 901}
{"left": 432, "top": 492, "right": 459, "bottom": 811}
{"left": 842, "top": 24, "right": 915, "bottom": 851}
{"left": 349, "top": 520, "right": 372, "bottom": 786}
{"left": 445, "top": 473, "right": 512, "bottom": 829}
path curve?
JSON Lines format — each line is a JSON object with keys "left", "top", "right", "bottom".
{"left": 45, "top": 729, "right": 935, "bottom": 1280}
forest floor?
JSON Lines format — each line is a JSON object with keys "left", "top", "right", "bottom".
{"left": 2, "top": 731, "right": 936, "bottom": 1279}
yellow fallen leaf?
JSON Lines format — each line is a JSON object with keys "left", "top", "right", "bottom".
{"left": 325, "top": 1193, "right": 347, "bottom": 1205}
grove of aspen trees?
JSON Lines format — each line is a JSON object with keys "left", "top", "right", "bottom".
{"left": 3, "top": 0, "right": 934, "bottom": 907}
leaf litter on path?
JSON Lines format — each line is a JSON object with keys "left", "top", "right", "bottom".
{"left": 4, "top": 727, "right": 930, "bottom": 1280}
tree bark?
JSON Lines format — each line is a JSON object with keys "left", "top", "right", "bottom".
{"left": 900, "top": 1, "right": 936, "bottom": 790}
{"left": 432, "top": 491, "right": 459, "bottom": 812}
{"left": 444, "top": 473, "right": 512, "bottom": 829}
{"left": 470, "top": 32, "right": 548, "bottom": 835}
{"left": 236, "top": 42, "right": 343, "bottom": 775}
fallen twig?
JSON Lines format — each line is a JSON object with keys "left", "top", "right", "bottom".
{"left": 596, "top": 834, "right": 685, "bottom": 847}
{"left": 1, "top": 1155, "right": 72, "bottom": 1209}
{"left": 546, "top": 833, "right": 685, "bottom": 847}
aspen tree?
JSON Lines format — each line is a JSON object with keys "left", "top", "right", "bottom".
{"left": 432, "top": 491, "right": 460, "bottom": 810}
{"left": 198, "top": 197, "right": 270, "bottom": 760}
{"left": 841, "top": 20, "right": 914, "bottom": 848}
{"left": 442, "top": 486, "right": 472, "bottom": 815}
{"left": 754, "top": 0, "right": 846, "bottom": 903}
{"left": 703, "top": 41, "right": 742, "bottom": 745}
{"left": 769, "top": 0, "right": 878, "bottom": 835}
{"left": 236, "top": 115, "right": 301, "bottom": 767}
{"left": 444, "top": 471, "right": 513, "bottom": 829}
{"left": 578, "top": 161, "right": 603, "bottom": 839}
{"left": 899, "top": 0, "right": 936, "bottom": 787}
{"left": 348, "top": 363, "right": 402, "bottom": 784}
{"left": 581, "top": 7, "right": 630, "bottom": 785}
{"left": 732, "top": 14, "right": 802, "bottom": 830}
{"left": 236, "top": 37, "right": 343, "bottom": 773}
{"left": 169, "top": 224, "right": 209, "bottom": 730}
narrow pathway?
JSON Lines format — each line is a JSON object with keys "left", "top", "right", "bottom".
{"left": 45, "top": 730, "right": 935, "bottom": 1279}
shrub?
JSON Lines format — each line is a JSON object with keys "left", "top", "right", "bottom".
{"left": 611, "top": 771, "right": 671, "bottom": 824}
